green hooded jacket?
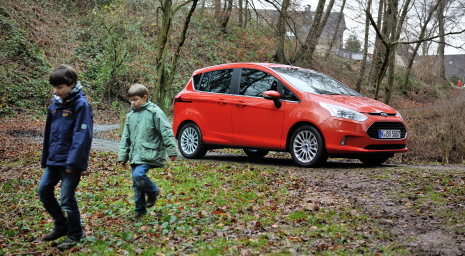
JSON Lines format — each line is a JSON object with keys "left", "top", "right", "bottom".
{"left": 118, "top": 101, "right": 177, "bottom": 167}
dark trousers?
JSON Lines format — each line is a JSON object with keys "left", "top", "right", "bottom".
{"left": 38, "top": 166, "right": 83, "bottom": 240}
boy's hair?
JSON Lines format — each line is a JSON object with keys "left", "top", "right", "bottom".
{"left": 127, "top": 83, "right": 150, "bottom": 98}
{"left": 49, "top": 64, "right": 78, "bottom": 87}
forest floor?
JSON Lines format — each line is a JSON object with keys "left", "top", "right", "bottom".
{"left": 1, "top": 101, "right": 464, "bottom": 255}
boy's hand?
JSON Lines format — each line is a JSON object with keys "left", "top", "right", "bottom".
{"left": 119, "top": 161, "right": 126, "bottom": 168}
{"left": 66, "top": 169, "right": 73, "bottom": 173}
{"left": 169, "top": 156, "right": 177, "bottom": 161}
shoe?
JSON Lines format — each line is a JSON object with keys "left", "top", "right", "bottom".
{"left": 42, "top": 228, "right": 68, "bottom": 241}
{"left": 57, "top": 237, "right": 80, "bottom": 250}
{"left": 132, "top": 211, "right": 147, "bottom": 219}
{"left": 146, "top": 191, "right": 159, "bottom": 208}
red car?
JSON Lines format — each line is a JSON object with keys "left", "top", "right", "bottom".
{"left": 172, "top": 63, "right": 408, "bottom": 167}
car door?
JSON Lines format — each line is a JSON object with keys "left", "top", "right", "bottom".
{"left": 231, "top": 68, "right": 284, "bottom": 149}
{"left": 192, "top": 69, "right": 235, "bottom": 145}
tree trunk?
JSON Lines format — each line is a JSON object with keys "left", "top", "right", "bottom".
{"left": 368, "top": 0, "right": 411, "bottom": 102}
{"left": 155, "top": 0, "right": 198, "bottom": 112}
{"left": 356, "top": 0, "right": 372, "bottom": 93}
{"left": 368, "top": 0, "right": 385, "bottom": 93}
{"left": 385, "top": 0, "right": 412, "bottom": 104}
{"left": 292, "top": 0, "right": 335, "bottom": 68}
{"left": 273, "top": 0, "right": 290, "bottom": 63}
{"left": 437, "top": 0, "right": 447, "bottom": 82}
{"left": 401, "top": 0, "right": 441, "bottom": 95}
{"left": 324, "top": 0, "right": 346, "bottom": 58}
{"left": 220, "top": 0, "right": 233, "bottom": 32}
{"left": 154, "top": 0, "right": 173, "bottom": 107}
{"left": 238, "top": 0, "right": 243, "bottom": 27}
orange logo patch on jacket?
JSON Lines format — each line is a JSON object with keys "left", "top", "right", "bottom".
{"left": 63, "top": 110, "right": 73, "bottom": 116}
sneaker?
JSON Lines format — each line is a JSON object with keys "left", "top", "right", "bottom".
{"left": 57, "top": 237, "right": 80, "bottom": 250}
{"left": 131, "top": 211, "right": 147, "bottom": 219}
{"left": 42, "top": 228, "right": 68, "bottom": 241}
{"left": 146, "top": 191, "right": 159, "bottom": 208}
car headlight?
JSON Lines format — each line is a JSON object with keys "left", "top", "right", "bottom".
{"left": 396, "top": 111, "right": 404, "bottom": 121}
{"left": 319, "top": 102, "right": 368, "bottom": 121}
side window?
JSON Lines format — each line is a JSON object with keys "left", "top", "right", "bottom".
{"left": 196, "top": 69, "right": 233, "bottom": 94}
{"left": 283, "top": 86, "right": 299, "bottom": 101}
{"left": 192, "top": 74, "right": 202, "bottom": 90}
{"left": 240, "top": 69, "right": 277, "bottom": 97}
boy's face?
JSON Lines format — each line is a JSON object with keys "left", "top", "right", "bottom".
{"left": 53, "top": 83, "right": 75, "bottom": 99}
{"left": 129, "top": 95, "right": 148, "bottom": 108}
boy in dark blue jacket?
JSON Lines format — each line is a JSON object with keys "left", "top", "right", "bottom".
{"left": 38, "top": 64, "right": 93, "bottom": 250}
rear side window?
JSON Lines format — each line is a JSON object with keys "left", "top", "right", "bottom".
{"left": 194, "top": 69, "right": 233, "bottom": 93}
{"left": 240, "top": 69, "right": 277, "bottom": 97}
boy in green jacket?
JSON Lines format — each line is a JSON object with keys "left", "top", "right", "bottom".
{"left": 118, "top": 83, "right": 178, "bottom": 217}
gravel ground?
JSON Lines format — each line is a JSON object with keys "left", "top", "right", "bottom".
{"left": 92, "top": 124, "right": 120, "bottom": 152}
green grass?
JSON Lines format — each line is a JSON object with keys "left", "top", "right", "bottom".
{"left": 1, "top": 151, "right": 413, "bottom": 255}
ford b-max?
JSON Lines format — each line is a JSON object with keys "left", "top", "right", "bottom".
{"left": 172, "top": 63, "right": 408, "bottom": 167}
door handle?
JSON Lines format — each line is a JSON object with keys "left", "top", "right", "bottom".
{"left": 217, "top": 99, "right": 228, "bottom": 105}
{"left": 235, "top": 101, "right": 246, "bottom": 107}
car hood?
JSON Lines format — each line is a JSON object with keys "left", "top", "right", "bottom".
{"left": 316, "top": 95, "right": 397, "bottom": 113}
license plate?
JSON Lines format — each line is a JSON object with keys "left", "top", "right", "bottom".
{"left": 378, "top": 129, "right": 401, "bottom": 138}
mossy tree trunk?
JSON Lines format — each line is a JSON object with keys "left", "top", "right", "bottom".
{"left": 154, "top": 0, "right": 198, "bottom": 113}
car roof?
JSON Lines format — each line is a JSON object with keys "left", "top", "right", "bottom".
{"left": 192, "top": 62, "right": 310, "bottom": 75}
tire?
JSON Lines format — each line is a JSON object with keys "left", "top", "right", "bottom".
{"left": 178, "top": 123, "right": 207, "bottom": 159}
{"left": 243, "top": 149, "right": 269, "bottom": 158}
{"left": 289, "top": 125, "right": 327, "bottom": 167}
{"left": 359, "top": 157, "right": 390, "bottom": 166}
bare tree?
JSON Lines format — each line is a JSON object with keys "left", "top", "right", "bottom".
{"left": 219, "top": 0, "right": 234, "bottom": 32}
{"left": 273, "top": 0, "right": 291, "bottom": 63}
{"left": 401, "top": 0, "right": 441, "bottom": 93}
{"left": 292, "top": 0, "right": 336, "bottom": 68}
{"left": 356, "top": 0, "right": 372, "bottom": 93}
{"left": 436, "top": 0, "right": 448, "bottom": 82}
{"left": 325, "top": 0, "right": 346, "bottom": 58}
{"left": 365, "top": 0, "right": 412, "bottom": 103}
{"left": 154, "top": 0, "right": 199, "bottom": 111}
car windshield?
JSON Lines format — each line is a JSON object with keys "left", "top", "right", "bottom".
{"left": 272, "top": 67, "right": 362, "bottom": 96}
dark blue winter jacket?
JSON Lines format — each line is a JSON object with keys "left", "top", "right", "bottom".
{"left": 41, "top": 83, "right": 93, "bottom": 171}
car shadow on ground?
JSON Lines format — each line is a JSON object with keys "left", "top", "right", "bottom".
{"left": 181, "top": 152, "right": 399, "bottom": 169}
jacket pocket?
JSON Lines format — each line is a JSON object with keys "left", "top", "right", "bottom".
{"left": 140, "top": 141, "right": 164, "bottom": 162}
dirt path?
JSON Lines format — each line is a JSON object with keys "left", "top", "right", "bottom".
{"left": 289, "top": 167, "right": 465, "bottom": 256}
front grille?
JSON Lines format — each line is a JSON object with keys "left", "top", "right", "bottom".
{"left": 366, "top": 122, "right": 407, "bottom": 139}
{"left": 367, "top": 112, "right": 397, "bottom": 116}
{"left": 365, "top": 144, "right": 407, "bottom": 150}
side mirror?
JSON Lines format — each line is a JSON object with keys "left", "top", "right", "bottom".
{"left": 262, "top": 90, "right": 282, "bottom": 109}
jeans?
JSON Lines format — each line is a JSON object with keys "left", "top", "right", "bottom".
{"left": 38, "top": 166, "right": 83, "bottom": 240}
{"left": 131, "top": 164, "right": 159, "bottom": 214}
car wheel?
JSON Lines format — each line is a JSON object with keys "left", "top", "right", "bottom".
{"left": 359, "top": 157, "right": 390, "bottom": 166}
{"left": 178, "top": 123, "right": 207, "bottom": 159}
{"left": 243, "top": 149, "right": 269, "bottom": 158}
{"left": 289, "top": 125, "right": 327, "bottom": 167}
